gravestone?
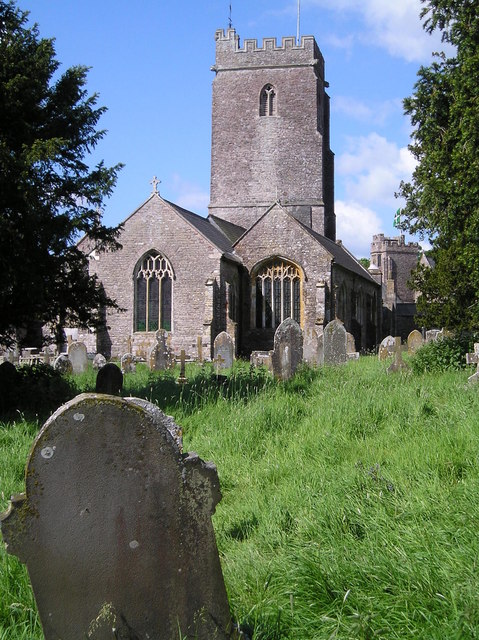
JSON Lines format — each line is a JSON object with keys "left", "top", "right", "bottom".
{"left": 92, "top": 353, "right": 107, "bottom": 370}
{"left": 0, "top": 394, "right": 242, "bottom": 640}
{"left": 407, "top": 329, "right": 423, "bottom": 354}
{"left": 466, "top": 343, "right": 479, "bottom": 384}
{"left": 323, "top": 319, "right": 348, "bottom": 365}
{"left": 67, "top": 342, "right": 88, "bottom": 374}
{"left": 120, "top": 353, "right": 136, "bottom": 373}
{"left": 271, "top": 318, "right": 303, "bottom": 380}
{"left": 53, "top": 354, "right": 73, "bottom": 374}
{"left": 378, "top": 335, "right": 395, "bottom": 361}
{"left": 95, "top": 363, "right": 123, "bottom": 395}
{"left": 148, "top": 329, "right": 173, "bottom": 371}
{"left": 303, "top": 328, "right": 324, "bottom": 365}
{"left": 387, "top": 337, "right": 409, "bottom": 373}
{"left": 426, "top": 329, "right": 441, "bottom": 343}
{"left": 213, "top": 332, "right": 234, "bottom": 370}
{"left": 346, "top": 332, "right": 359, "bottom": 360}
{"left": 250, "top": 350, "right": 273, "bottom": 371}
{"left": 177, "top": 349, "right": 188, "bottom": 384}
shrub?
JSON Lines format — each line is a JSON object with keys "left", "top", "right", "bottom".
{"left": 410, "top": 333, "right": 478, "bottom": 373}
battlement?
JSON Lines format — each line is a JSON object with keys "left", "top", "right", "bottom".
{"left": 213, "top": 28, "right": 324, "bottom": 78}
{"left": 371, "top": 234, "right": 420, "bottom": 252}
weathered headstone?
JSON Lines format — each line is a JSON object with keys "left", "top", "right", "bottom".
{"left": 120, "top": 353, "right": 136, "bottom": 374}
{"left": 387, "top": 337, "right": 409, "bottom": 373}
{"left": 92, "top": 353, "right": 107, "bottom": 370}
{"left": 67, "top": 341, "right": 88, "bottom": 374}
{"left": 378, "top": 335, "right": 395, "bottom": 360}
{"left": 95, "top": 363, "right": 123, "bottom": 395}
{"left": 271, "top": 318, "right": 303, "bottom": 380}
{"left": 426, "top": 329, "right": 441, "bottom": 343}
{"left": 177, "top": 349, "right": 187, "bottom": 384}
{"left": 323, "top": 319, "right": 348, "bottom": 365}
{"left": 213, "top": 332, "right": 234, "bottom": 370}
{"left": 53, "top": 354, "right": 73, "bottom": 374}
{"left": 303, "top": 328, "right": 324, "bottom": 365}
{"left": 466, "top": 343, "right": 479, "bottom": 384}
{"left": 0, "top": 394, "right": 241, "bottom": 640}
{"left": 346, "top": 332, "right": 359, "bottom": 360}
{"left": 250, "top": 350, "right": 273, "bottom": 371}
{"left": 407, "top": 329, "right": 423, "bottom": 354}
{"left": 197, "top": 336, "right": 204, "bottom": 363}
{"left": 148, "top": 329, "right": 173, "bottom": 371}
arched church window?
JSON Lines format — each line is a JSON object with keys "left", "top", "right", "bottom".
{"left": 255, "top": 260, "right": 301, "bottom": 329}
{"left": 134, "top": 252, "right": 173, "bottom": 332}
{"left": 259, "top": 84, "right": 276, "bottom": 116}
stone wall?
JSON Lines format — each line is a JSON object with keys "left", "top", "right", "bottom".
{"left": 83, "top": 194, "right": 230, "bottom": 359}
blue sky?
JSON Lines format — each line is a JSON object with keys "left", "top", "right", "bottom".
{"left": 20, "top": 0, "right": 446, "bottom": 258}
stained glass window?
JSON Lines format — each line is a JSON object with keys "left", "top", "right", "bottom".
{"left": 255, "top": 261, "right": 301, "bottom": 329}
{"left": 135, "top": 252, "right": 173, "bottom": 332}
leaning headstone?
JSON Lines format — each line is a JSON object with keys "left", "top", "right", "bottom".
{"left": 323, "top": 319, "right": 348, "bottom": 365}
{"left": 67, "top": 341, "right": 88, "bottom": 374}
{"left": 148, "top": 329, "right": 173, "bottom": 371}
{"left": 407, "top": 329, "right": 423, "bottom": 354}
{"left": 92, "top": 353, "right": 107, "bottom": 370}
{"left": 271, "top": 318, "right": 303, "bottom": 380}
{"left": 466, "top": 343, "right": 479, "bottom": 384}
{"left": 0, "top": 394, "right": 241, "bottom": 640}
{"left": 387, "top": 337, "right": 409, "bottom": 373}
{"left": 120, "top": 353, "right": 136, "bottom": 374}
{"left": 213, "top": 332, "right": 234, "bottom": 370}
{"left": 95, "top": 363, "right": 123, "bottom": 395}
{"left": 53, "top": 354, "right": 73, "bottom": 374}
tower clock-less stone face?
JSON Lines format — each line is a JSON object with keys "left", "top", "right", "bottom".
{"left": 209, "top": 29, "right": 336, "bottom": 240}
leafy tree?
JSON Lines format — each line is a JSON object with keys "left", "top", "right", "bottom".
{"left": 0, "top": 1, "right": 123, "bottom": 347}
{"left": 398, "top": 0, "right": 479, "bottom": 330}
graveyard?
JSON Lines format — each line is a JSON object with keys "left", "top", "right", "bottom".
{"left": 2, "top": 344, "right": 479, "bottom": 639}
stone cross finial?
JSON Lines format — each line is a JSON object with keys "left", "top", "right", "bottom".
{"left": 150, "top": 176, "right": 161, "bottom": 194}
{"left": 177, "top": 349, "right": 188, "bottom": 385}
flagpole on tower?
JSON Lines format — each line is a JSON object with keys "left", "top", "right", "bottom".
{"left": 228, "top": 2, "right": 233, "bottom": 29}
{"left": 297, "top": 0, "right": 301, "bottom": 44}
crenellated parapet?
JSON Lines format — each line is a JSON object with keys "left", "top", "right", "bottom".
{"left": 213, "top": 28, "right": 325, "bottom": 79}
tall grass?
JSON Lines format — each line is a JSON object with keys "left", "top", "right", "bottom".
{"left": 1, "top": 357, "right": 479, "bottom": 638}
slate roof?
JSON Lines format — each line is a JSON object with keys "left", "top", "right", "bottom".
{"left": 208, "top": 214, "right": 247, "bottom": 245}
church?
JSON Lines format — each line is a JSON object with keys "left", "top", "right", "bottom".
{"left": 80, "top": 28, "right": 381, "bottom": 361}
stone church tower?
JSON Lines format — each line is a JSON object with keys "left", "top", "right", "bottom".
{"left": 209, "top": 29, "right": 335, "bottom": 239}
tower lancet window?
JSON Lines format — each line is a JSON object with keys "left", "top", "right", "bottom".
{"left": 259, "top": 84, "right": 276, "bottom": 116}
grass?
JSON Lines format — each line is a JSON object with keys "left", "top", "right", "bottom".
{"left": 1, "top": 357, "right": 479, "bottom": 638}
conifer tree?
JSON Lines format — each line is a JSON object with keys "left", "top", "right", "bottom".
{"left": 0, "top": 1, "right": 123, "bottom": 346}
{"left": 398, "top": 0, "right": 479, "bottom": 330}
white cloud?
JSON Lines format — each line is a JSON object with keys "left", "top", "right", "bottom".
{"left": 305, "top": 0, "right": 448, "bottom": 62}
{"left": 333, "top": 96, "right": 402, "bottom": 126}
{"left": 337, "top": 132, "right": 416, "bottom": 208}
{"left": 169, "top": 174, "right": 209, "bottom": 215}
{"left": 335, "top": 200, "right": 382, "bottom": 257}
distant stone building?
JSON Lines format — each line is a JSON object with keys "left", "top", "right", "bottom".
{"left": 369, "top": 233, "right": 421, "bottom": 339}
{"left": 78, "top": 29, "right": 380, "bottom": 360}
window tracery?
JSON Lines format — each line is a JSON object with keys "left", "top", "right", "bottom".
{"left": 255, "top": 261, "right": 301, "bottom": 329}
{"left": 135, "top": 252, "right": 173, "bottom": 332}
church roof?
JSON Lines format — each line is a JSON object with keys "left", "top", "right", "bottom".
{"left": 163, "top": 199, "right": 236, "bottom": 256}
{"left": 297, "top": 222, "right": 379, "bottom": 285}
